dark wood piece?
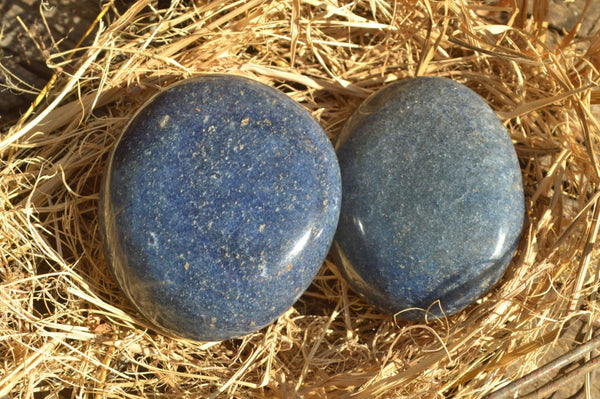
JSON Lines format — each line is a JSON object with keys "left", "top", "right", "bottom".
{"left": 0, "top": 0, "right": 100, "bottom": 128}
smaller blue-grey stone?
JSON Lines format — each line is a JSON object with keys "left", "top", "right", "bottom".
{"left": 334, "top": 76, "right": 524, "bottom": 320}
{"left": 99, "top": 75, "right": 341, "bottom": 341}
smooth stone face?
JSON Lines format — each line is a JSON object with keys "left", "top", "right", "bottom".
{"left": 334, "top": 76, "right": 524, "bottom": 320}
{"left": 100, "top": 75, "right": 341, "bottom": 341}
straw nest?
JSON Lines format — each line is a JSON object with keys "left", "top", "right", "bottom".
{"left": 2, "top": 0, "right": 600, "bottom": 397}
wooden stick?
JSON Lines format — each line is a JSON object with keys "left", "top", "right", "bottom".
{"left": 520, "top": 354, "right": 600, "bottom": 399}
{"left": 484, "top": 332, "right": 600, "bottom": 399}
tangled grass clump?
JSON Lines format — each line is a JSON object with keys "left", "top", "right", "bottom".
{"left": 1, "top": 0, "right": 600, "bottom": 397}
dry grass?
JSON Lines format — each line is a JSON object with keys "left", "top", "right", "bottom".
{"left": 1, "top": 0, "right": 600, "bottom": 397}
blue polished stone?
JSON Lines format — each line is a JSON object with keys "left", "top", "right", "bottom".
{"left": 100, "top": 75, "right": 341, "bottom": 341}
{"left": 334, "top": 77, "right": 524, "bottom": 320}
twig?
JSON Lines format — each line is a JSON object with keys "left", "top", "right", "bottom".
{"left": 484, "top": 332, "right": 600, "bottom": 399}
{"left": 520, "top": 354, "right": 600, "bottom": 399}
{"left": 14, "top": 0, "right": 115, "bottom": 131}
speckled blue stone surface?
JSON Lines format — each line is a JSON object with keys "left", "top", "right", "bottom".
{"left": 100, "top": 75, "right": 341, "bottom": 341}
{"left": 334, "top": 77, "right": 524, "bottom": 320}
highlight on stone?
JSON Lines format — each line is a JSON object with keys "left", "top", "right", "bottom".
{"left": 334, "top": 76, "right": 525, "bottom": 320}
{"left": 99, "top": 75, "right": 341, "bottom": 341}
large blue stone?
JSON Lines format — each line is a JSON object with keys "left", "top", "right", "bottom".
{"left": 334, "top": 77, "right": 524, "bottom": 320}
{"left": 100, "top": 75, "right": 341, "bottom": 341}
